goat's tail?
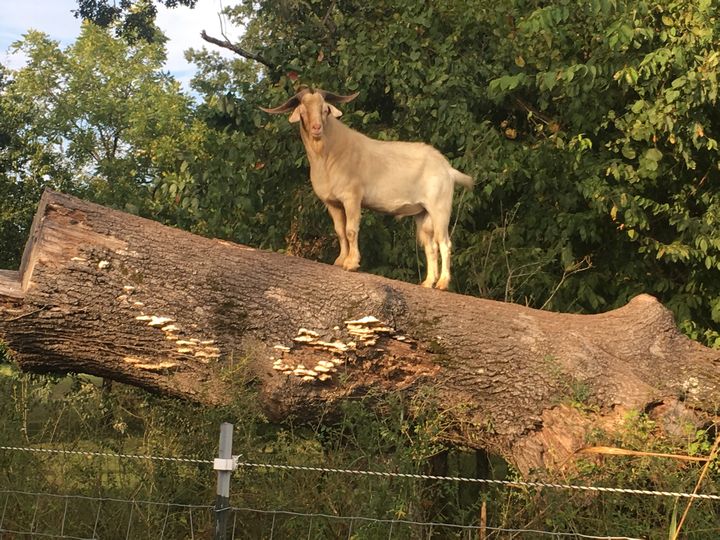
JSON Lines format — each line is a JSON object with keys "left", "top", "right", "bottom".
{"left": 450, "top": 168, "right": 474, "bottom": 190}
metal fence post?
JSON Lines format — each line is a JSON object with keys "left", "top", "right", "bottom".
{"left": 214, "top": 422, "right": 236, "bottom": 540}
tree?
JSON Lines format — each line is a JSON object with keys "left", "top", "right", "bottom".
{"left": 0, "top": 64, "right": 76, "bottom": 270}
{"left": 0, "top": 23, "right": 197, "bottom": 266}
{"left": 478, "top": 0, "right": 720, "bottom": 345}
{"left": 2, "top": 191, "right": 719, "bottom": 473}
{"left": 74, "top": 0, "right": 198, "bottom": 42}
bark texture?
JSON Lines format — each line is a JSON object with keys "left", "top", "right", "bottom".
{"left": 1, "top": 190, "right": 719, "bottom": 473}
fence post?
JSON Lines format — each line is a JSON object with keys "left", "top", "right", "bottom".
{"left": 214, "top": 422, "right": 236, "bottom": 540}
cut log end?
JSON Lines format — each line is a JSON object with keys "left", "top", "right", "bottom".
{"left": 0, "top": 270, "right": 23, "bottom": 301}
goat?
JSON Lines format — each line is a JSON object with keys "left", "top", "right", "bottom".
{"left": 261, "top": 88, "right": 473, "bottom": 290}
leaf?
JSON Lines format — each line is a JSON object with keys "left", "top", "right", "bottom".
{"left": 645, "top": 148, "right": 662, "bottom": 162}
{"left": 631, "top": 100, "right": 645, "bottom": 114}
{"left": 622, "top": 145, "right": 636, "bottom": 159}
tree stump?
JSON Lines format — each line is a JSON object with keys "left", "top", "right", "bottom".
{"left": 1, "top": 190, "right": 719, "bottom": 472}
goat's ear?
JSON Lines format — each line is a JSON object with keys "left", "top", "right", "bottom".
{"left": 328, "top": 104, "right": 343, "bottom": 118}
{"left": 288, "top": 106, "right": 303, "bottom": 123}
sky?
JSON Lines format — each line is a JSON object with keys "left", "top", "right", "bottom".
{"left": 0, "top": 0, "right": 239, "bottom": 89}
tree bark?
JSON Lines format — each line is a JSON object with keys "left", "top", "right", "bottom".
{"left": 1, "top": 190, "right": 719, "bottom": 473}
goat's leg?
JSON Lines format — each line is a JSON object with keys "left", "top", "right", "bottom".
{"left": 428, "top": 205, "right": 453, "bottom": 290}
{"left": 415, "top": 213, "right": 438, "bottom": 288}
{"left": 435, "top": 231, "right": 452, "bottom": 290}
{"left": 341, "top": 199, "right": 361, "bottom": 272}
{"left": 326, "top": 203, "right": 349, "bottom": 266}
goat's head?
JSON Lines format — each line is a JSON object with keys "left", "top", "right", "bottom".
{"left": 261, "top": 88, "right": 359, "bottom": 139}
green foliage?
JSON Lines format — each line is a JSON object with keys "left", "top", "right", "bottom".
{"left": 75, "top": 0, "right": 197, "bottom": 42}
{"left": 0, "top": 23, "right": 197, "bottom": 266}
{"left": 478, "top": 0, "right": 720, "bottom": 339}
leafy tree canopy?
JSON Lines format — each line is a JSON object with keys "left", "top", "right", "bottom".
{"left": 0, "top": 22, "right": 197, "bottom": 267}
{"left": 74, "top": 0, "right": 197, "bottom": 41}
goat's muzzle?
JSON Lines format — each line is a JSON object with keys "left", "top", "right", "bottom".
{"left": 310, "top": 123, "right": 323, "bottom": 138}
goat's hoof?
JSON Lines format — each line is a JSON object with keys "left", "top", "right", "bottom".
{"left": 333, "top": 256, "right": 346, "bottom": 267}
{"left": 421, "top": 279, "right": 435, "bottom": 288}
{"left": 434, "top": 278, "right": 449, "bottom": 291}
{"left": 343, "top": 261, "right": 360, "bottom": 272}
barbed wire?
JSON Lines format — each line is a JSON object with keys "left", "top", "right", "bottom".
{"left": 2, "top": 444, "right": 719, "bottom": 501}
{"left": 234, "top": 460, "right": 720, "bottom": 501}
{"left": 0, "top": 445, "right": 211, "bottom": 464}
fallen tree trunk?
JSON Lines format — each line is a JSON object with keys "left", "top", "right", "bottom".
{"left": 1, "top": 190, "right": 719, "bottom": 473}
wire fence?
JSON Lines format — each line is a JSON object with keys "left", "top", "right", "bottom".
{"left": 0, "top": 489, "right": 648, "bottom": 540}
{"left": 1, "top": 426, "right": 718, "bottom": 540}
{"left": 2, "top": 444, "right": 719, "bottom": 501}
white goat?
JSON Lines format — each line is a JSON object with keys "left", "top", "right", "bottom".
{"left": 261, "top": 88, "right": 473, "bottom": 290}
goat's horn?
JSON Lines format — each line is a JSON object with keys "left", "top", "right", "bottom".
{"left": 259, "top": 88, "right": 310, "bottom": 114}
{"left": 259, "top": 96, "right": 300, "bottom": 114}
{"left": 320, "top": 90, "right": 360, "bottom": 104}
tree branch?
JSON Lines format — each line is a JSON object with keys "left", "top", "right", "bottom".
{"left": 200, "top": 30, "right": 276, "bottom": 70}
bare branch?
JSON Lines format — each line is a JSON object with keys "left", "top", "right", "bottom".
{"left": 540, "top": 256, "right": 593, "bottom": 311}
{"left": 200, "top": 30, "right": 276, "bottom": 70}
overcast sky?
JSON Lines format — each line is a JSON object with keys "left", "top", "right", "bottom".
{"left": 0, "top": 0, "right": 239, "bottom": 89}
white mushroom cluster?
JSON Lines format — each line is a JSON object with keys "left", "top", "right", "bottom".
{"left": 271, "top": 316, "right": 412, "bottom": 384}
{"left": 344, "top": 316, "right": 395, "bottom": 346}
{"left": 272, "top": 357, "right": 342, "bottom": 383}
{"left": 111, "top": 279, "right": 221, "bottom": 368}
{"left": 272, "top": 328, "right": 348, "bottom": 383}
{"left": 124, "top": 356, "right": 177, "bottom": 371}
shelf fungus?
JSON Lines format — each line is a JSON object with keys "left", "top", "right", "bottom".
{"left": 269, "top": 321, "right": 409, "bottom": 385}
{"left": 136, "top": 361, "right": 178, "bottom": 371}
{"left": 297, "top": 328, "right": 319, "bottom": 338}
{"left": 313, "top": 364, "right": 332, "bottom": 373}
{"left": 148, "top": 315, "right": 174, "bottom": 327}
{"left": 195, "top": 350, "right": 220, "bottom": 360}
{"left": 344, "top": 315, "right": 395, "bottom": 344}
{"left": 124, "top": 357, "right": 177, "bottom": 371}
{"left": 273, "top": 359, "right": 292, "bottom": 372}
{"left": 270, "top": 350, "right": 337, "bottom": 384}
